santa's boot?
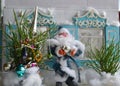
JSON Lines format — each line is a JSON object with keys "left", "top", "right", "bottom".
{"left": 65, "top": 77, "right": 78, "bottom": 86}
{"left": 56, "top": 82, "right": 62, "bottom": 86}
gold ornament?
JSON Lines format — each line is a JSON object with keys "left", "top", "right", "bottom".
{"left": 3, "top": 63, "right": 11, "bottom": 71}
{"left": 34, "top": 52, "right": 42, "bottom": 62}
{"left": 32, "top": 49, "right": 42, "bottom": 62}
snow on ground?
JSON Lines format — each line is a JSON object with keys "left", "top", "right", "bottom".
{"left": 2, "top": 69, "right": 120, "bottom": 86}
{"left": 84, "top": 69, "right": 120, "bottom": 86}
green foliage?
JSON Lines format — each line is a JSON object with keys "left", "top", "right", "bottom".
{"left": 87, "top": 41, "right": 120, "bottom": 75}
{"left": 3, "top": 10, "right": 56, "bottom": 69}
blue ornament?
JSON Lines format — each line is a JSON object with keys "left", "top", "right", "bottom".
{"left": 22, "top": 47, "right": 28, "bottom": 59}
{"left": 16, "top": 64, "right": 26, "bottom": 77}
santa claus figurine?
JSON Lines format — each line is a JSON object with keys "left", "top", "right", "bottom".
{"left": 47, "top": 27, "right": 85, "bottom": 86}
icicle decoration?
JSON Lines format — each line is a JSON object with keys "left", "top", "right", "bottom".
{"left": 33, "top": 6, "right": 38, "bottom": 33}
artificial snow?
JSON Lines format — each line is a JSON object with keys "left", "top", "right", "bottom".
{"left": 3, "top": 71, "right": 22, "bottom": 86}
{"left": 3, "top": 67, "right": 44, "bottom": 86}
{"left": 110, "top": 21, "right": 120, "bottom": 27}
{"left": 47, "top": 8, "right": 55, "bottom": 15}
{"left": 3, "top": 68, "right": 120, "bottom": 86}
{"left": 86, "top": 7, "right": 107, "bottom": 18}
{"left": 84, "top": 69, "right": 120, "bottom": 86}
{"left": 22, "top": 73, "right": 43, "bottom": 86}
{"left": 86, "top": 7, "right": 99, "bottom": 15}
{"left": 100, "top": 11, "right": 106, "bottom": 18}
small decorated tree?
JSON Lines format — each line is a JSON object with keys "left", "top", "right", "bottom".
{"left": 3, "top": 10, "right": 50, "bottom": 70}
{"left": 2, "top": 7, "right": 57, "bottom": 86}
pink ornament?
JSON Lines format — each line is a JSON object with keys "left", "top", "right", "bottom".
{"left": 31, "top": 45, "right": 35, "bottom": 48}
{"left": 31, "top": 63, "right": 37, "bottom": 67}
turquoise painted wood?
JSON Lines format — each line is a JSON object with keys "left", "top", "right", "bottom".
{"left": 27, "top": 11, "right": 58, "bottom": 38}
{"left": 72, "top": 10, "right": 107, "bottom": 67}
{"left": 27, "top": 12, "right": 57, "bottom": 29}
{"left": 105, "top": 25, "right": 119, "bottom": 45}
{"left": 73, "top": 10, "right": 107, "bottom": 29}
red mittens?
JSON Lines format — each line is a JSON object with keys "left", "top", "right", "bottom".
{"left": 58, "top": 49, "right": 66, "bottom": 56}
{"left": 56, "top": 46, "right": 77, "bottom": 57}
{"left": 70, "top": 49, "right": 76, "bottom": 56}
